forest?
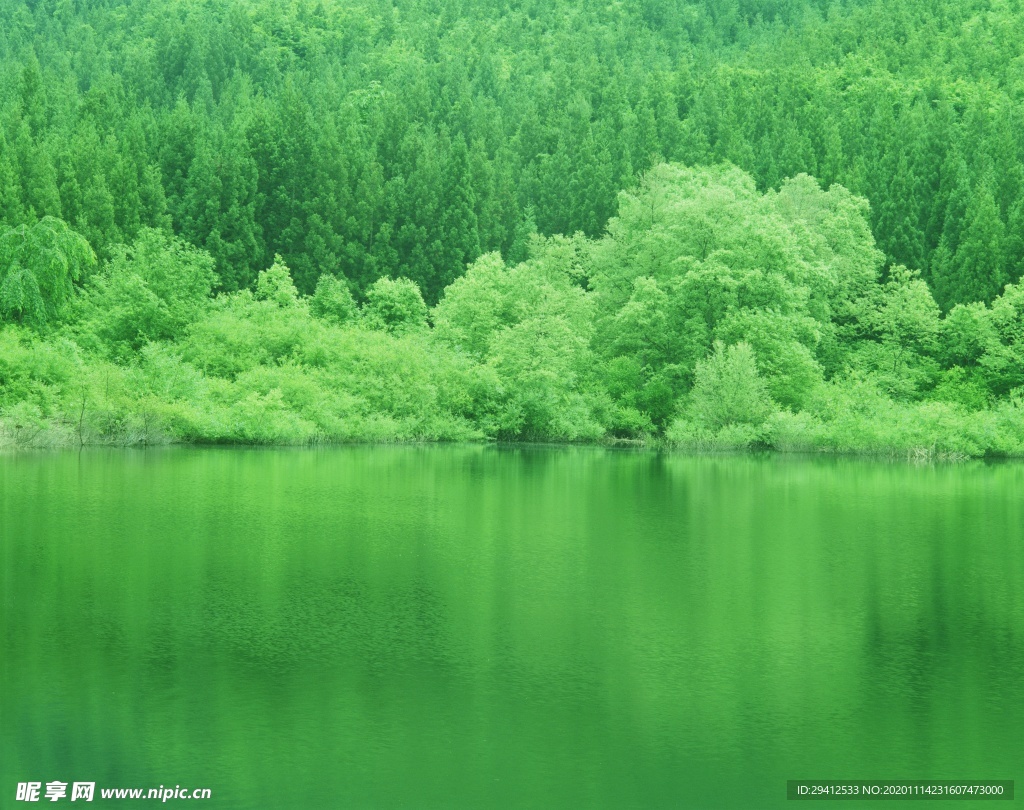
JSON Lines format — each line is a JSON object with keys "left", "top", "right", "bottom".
{"left": 1, "top": 0, "right": 1023, "bottom": 456}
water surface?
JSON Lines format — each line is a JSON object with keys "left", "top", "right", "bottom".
{"left": 2, "top": 447, "right": 1022, "bottom": 807}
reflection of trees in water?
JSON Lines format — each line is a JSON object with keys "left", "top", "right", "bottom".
{"left": 200, "top": 578, "right": 452, "bottom": 672}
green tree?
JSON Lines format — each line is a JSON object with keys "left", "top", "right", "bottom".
{"left": 858, "top": 265, "right": 941, "bottom": 399}
{"left": 933, "top": 177, "right": 1007, "bottom": 309}
{"left": 590, "top": 163, "right": 881, "bottom": 428}
{"left": 76, "top": 229, "right": 215, "bottom": 356}
{"left": 255, "top": 255, "right": 301, "bottom": 308}
{"left": 687, "top": 341, "right": 774, "bottom": 430}
{"left": 0, "top": 216, "right": 95, "bottom": 329}
{"left": 979, "top": 281, "right": 1024, "bottom": 396}
{"left": 363, "top": 277, "right": 428, "bottom": 333}
{"left": 310, "top": 274, "right": 357, "bottom": 325}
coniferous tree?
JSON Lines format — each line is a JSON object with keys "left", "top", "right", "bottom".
{"left": 934, "top": 177, "right": 1007, "bottom": 309}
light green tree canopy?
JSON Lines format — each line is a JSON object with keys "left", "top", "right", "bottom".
{"left": 688, "top": 341, "right": 774, "bottom": 430}
{"left": 431, "top": 241, "right": 601, "bottom": 439}
{"left": 0, "top": 216, "right": 95, "bottom": 329}
{"left": 255, "top": 255, "right": 301, "bottom": 308}
{"left": 587, "top": 163, "right": 881, "bottom": 425}
{"left": 76, "top": 228, "right": 215, "bottom": 357}
{"left": 362, "top": 276, "right": 428, "bottom": 333}
{"left": 310, "top": 274, "right": 357, "bottom": 325}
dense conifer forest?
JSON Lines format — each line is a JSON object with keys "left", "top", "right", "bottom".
{"left": 1, "top": 0, "right": 1023, "bottom": 456}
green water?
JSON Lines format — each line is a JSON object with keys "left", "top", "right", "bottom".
{"left": 2, "top": 447, "right": 1022, "bottom": 808}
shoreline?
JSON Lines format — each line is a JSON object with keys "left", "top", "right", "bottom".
{"left": 2, "top": 425, "right": 1018, "bottom": 462}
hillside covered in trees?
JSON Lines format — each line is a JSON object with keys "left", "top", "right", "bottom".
{"left": 1, "top": 0, "right": 1023, "bottom": 456}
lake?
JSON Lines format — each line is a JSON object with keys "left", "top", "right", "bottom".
{"left": 2, "top": 447, "right": 1022, "bottom": 808}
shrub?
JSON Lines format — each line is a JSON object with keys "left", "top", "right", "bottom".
{"left": 688, "top": 341, "right": 774, "bottom": 429}
{"left": 310, "top": 274, "right": 357, "bottom": 325}
{"left": 362, "top": 277, "right": 428, "bottom": 333}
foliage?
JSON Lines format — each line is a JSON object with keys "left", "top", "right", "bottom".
{"left": 2, "top": 157, "right": 1023, "bottom": 455}
{"left": 75, "top": 229, "right": 214, "bottom": 358}
{"left": 850, "top": 265, "right": 942, "bottom": 399}
{"left": 0, "top": 217, "right": 95, "bottom": 329}
{"left": 685, "top": 341, "right": 774, "bottom": 431}
{"left": 310, "top": 274, "right": 356, "bottom": 326}
{"left": 589, "top": 164, "right": 871, "bottom": 426}
{"left": 362, "top": 277, "right": 429, "bottom": 334}
{"left": 1, "top": 6, "right": 1023, "bottom": 464}
{"left": 3, "top": 0, "right": 1024, "bottom": 313}
{"left": 433, "top": 242, "right": 602, "bottom": 439}
{"left": 255, "top": 256, "right": 301, "bottom": 309}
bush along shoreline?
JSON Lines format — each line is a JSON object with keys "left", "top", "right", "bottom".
{"left": 2, "top": 165, "right": 1024, "bottom": 460}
